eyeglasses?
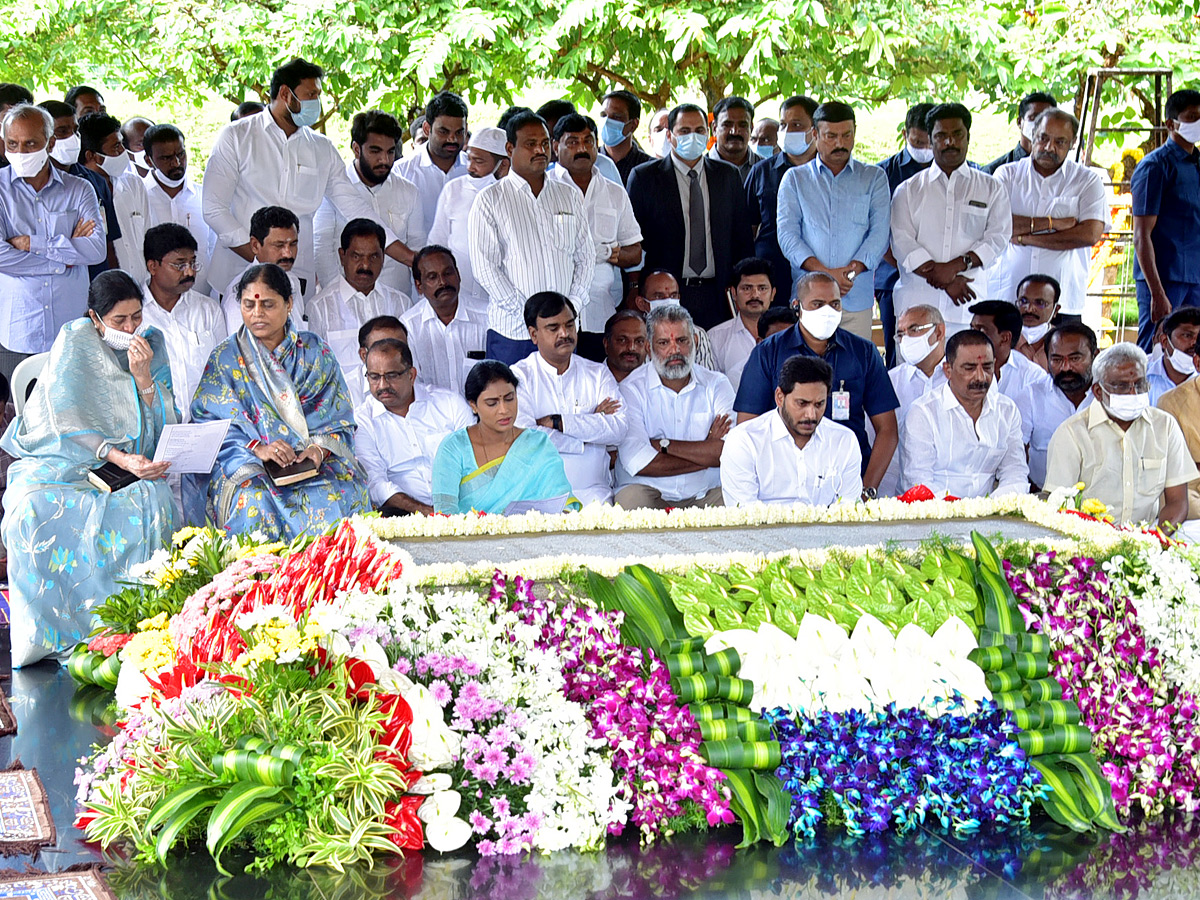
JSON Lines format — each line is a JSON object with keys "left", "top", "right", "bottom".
{"left": 895, "top": 322, "right": 935, "bottom": 340}
{"left": 1016, "top": 295, "right": 1054, "bottom": 310}
{"left": 162, "top": 259, "right": 202, "bottom": 274}
{"left": 366, "top": 367, "right": 412, "bottom": 385}
{"left": 1101, "top": 378, "right": 1149, "bottom": 395}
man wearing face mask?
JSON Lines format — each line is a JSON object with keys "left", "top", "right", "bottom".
{"left": 901, "top": 330, "right": 1028, "bottom": 498}
{"left": 735, "top": 272, "right": 899, "bottom": 499}
{"left": 0, "top": 103, "right": 105, "bottom": 355}
{"left": 631, "top": 269, "right": 718, "bottom": 368}
{"left": 79, "top": 112, "right": 150, "bottom": 284}
{"left": 1147, "top": 308, "right": 1200, "bottom": 403}
{"left": 1132, "top": 88, "right": 1200, "bottom": 352}
{"left": 1013, "top": 274, "right": 1060, "bottom": 371}
{"left": 203, "top": 58, "right": 407, "bottom": 304}
{"left": 1156, "top": 333, "right": 1200, "bottom": 542}
{"left": 1046, "top": 342, "right": 1196, "bottom": 532}
{"left": 648, "top": 109, "right": 670, "bottom": 158}
{"left": 992, "top": 109, "right": 1107, "bottom": 326}
{"left": 142, "top": 124, "right": 216, "bottom": 297}
{"left": 1027, "top": 323, "right": 1097, "bottom": 489}
{"left": 750, "top": 118, "right": 779, "bottom": 161}
{"left": 745, "top": 96, "right": 818, "bottom": 296}
{"left": 120, "top": 117, "right": 154, "bottom": 178}
{"left": 983, "top": 92, "right": 1057, "bottom": 175}
{"left": 313, "top": 110, "right": 425, "bottom": 298}
{"left": 875, "top": 103, "right": 936, "bottom": 367}
{"left": 599, "top": 90, "right": 652, "bottom": 185}
{"left": 627, "top": 103, "right": 753, "bottom": 330}
{"left": 428, "top": 127, "right": 509, "bottom": 312}
{"left": 550, "top": 113, "right": 643, "bottom": 361}
{"left": 38, "top": 100, "right": 79, "bottom": 171}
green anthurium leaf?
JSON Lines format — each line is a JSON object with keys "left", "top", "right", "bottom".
{"left": 682, "top": 608, "right": 716, "bottom": 639}
{"left": 744, "top": 598, "right": 772, "bottom": 630}
{"left": 774, "top": 605, "right": 800, "bottom": 638}
{"left": 714, "top": 606, "right": 745, "bottom": 631}
{"left": 818, "top": 562, "right": 848, "bottom": 593}
{"left": 850, "top": 555, "right": 886, "bottom": 583}
{"left": 787, "top": 565, "right": 816, "bottom": 589}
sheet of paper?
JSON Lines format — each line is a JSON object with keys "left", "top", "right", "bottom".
{"left": 503, "top": 495, "right": 571, "bottom": 516}
{"left": 152, "top": 420, "right": 232, "bottom": 474}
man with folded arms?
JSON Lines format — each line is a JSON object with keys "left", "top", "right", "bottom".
{"left": 721, "top": 355, "right": 861, "bottom": 506}
{"left": 403, "top": 245, "right": 487, "bottom": 395}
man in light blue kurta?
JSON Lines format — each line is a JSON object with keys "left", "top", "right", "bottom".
{"left": 776, "top": 101, "right": 890, "bottom": 341}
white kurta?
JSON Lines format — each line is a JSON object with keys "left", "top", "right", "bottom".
{"left": 721, "top": 412, "right": 862, "bottom": 506}
{"left": 400, "top": 297, "right": 488, "bottom": 396}
{"left": 139, "top": 285, "right": 225, "bottom": 419}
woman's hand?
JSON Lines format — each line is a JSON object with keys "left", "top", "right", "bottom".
{"left": 128, "top": 334, "right": 155, "bottom": 391}
{"left": 108, "top": 448, "right": 170, "bottom": 480}
{"left": 251, "top": 440, "right": 297, "bottom": 467}
{"left": 298, "top": 445, "right": 326, "bottom": 469}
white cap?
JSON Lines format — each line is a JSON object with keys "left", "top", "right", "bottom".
{"left": 468, "top": 126, "right": 509, "bottom": 157}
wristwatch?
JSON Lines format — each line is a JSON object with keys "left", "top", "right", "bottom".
{"left": 659, "top": 438, "right": 671, "bottom": 454}
{"left": 861, "top": 486, "right": 878, "bottom": 501}
{"left": 845, "top": 268, "right": 857, "bottom": 282}
{"left": 961, "top": 253, "right": 974, "bottom": 270}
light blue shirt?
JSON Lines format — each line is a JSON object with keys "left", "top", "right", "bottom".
{"left": 776, "top": 156, "right": 891, "bottom": 312}
{"left": 0, "top": 165, "right": 107, "bottom": 353}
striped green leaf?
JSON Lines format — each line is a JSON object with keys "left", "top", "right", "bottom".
{"left": 146, "top": 782, "right": 219, "bottom": 835}
{"left": 1031, "top": 757, "right": 1093, "bottom": 832}
{"left": 971, "top": 531, "right": 1005, "bottom": 577}
{"left": 752, "top": 771, "right": 791, "bottom": 846}
{"left": 626, "top": 564, "right": 685, "bottom": 630}
{"left": 722, "top": 769, "right": 764, "bottom": 847}
{"left": 205, "top": 783, "right": 284, "bottom": 865}
{"left": 210, "top": 799, "right": 291, "bottom": 875}
{"left": 153, "top": 790, "right": 220, "bottom": 864}
{"left": 1048, "top": 753, "right": 1124, "bottom": 832}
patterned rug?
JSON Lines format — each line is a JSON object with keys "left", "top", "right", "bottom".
{"left": 0, "top": 770, "right": 54, "bottom": 856}
{"left": 0, "top": 869, "right": 115, "bottom": 900}
{"left": 0, "top": 695, "right": 14, "bottom": 738}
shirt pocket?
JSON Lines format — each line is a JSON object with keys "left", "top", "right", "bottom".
{"left": 49, "top": 210, "right": 77, "bottom": 238}
{"left": 593, "top": 208, "right": 620, "bottom": 245}
{"left": 960, "top": 204, "right": 990, "bottom": 241}
{"left": 848, "top": 196, "right": 871, "bottom": 228}
{"left": 549, "top": 211, "right": 579, "bottom": 252}
{"left": 292, "top": 163, "right": 324, "bottom": 211}
{"left": 1139, "top": 457, "right": 1166, "bottom": 494}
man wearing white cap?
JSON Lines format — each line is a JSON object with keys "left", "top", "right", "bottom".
{"left": 427, "top": 126, "right": 510, "bottom": 311}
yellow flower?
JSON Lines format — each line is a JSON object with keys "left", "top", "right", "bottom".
{"left": 122, "top": 629, "right": 175, "bottom": 674}
{"left": 1081, "top": 498, "right": 1108, "bottom": 517}
{"left": 172, "top": 526, "right": 204, "bottom": 547}
{"left": 137, "top": 612, "right": 170, "bottom": 632}
{"left": 1073, "top": 482, "right": 1086, "bottom": 491}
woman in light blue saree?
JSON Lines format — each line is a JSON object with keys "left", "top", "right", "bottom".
{"left": 1, "top": 271, "right": 178, "bottom": 666}
{"left": 431, "top": 360, "right": 579, "bottom": 515}
{"left": 186, "top": 263, "right": 369, "bottom": 540}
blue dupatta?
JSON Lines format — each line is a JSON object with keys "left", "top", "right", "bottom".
{"left": 430, "top": 427, "right": 579, "bottom": 515}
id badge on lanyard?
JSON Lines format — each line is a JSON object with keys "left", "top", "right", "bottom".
{"left": 832, "top": 379, "right": 850, "bottom": 421}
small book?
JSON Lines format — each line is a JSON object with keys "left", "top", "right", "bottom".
{"left": 264, "top": 457, "right": 319, "bottom": 487}
{"left": 88, "top": 461, "right": 141, "bottom": 493}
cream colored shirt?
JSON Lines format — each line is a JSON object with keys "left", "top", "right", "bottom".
{"left": 1156, "top": 379, "right": 1200, "bottom": 520}
{"left": 1045, "top": 402, "right": 1198, "bottom": 525}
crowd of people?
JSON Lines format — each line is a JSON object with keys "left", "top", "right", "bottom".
{"left": 1, "top": 59, "right": 1199, "bottom": 664}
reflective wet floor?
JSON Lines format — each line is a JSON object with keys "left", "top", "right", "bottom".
{"left": 4, "top": 663, "right": 1198, "bottom": 899}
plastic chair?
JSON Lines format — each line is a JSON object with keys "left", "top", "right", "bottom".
{"left": 11, "top": 352, "right": 49, "bottom": 416}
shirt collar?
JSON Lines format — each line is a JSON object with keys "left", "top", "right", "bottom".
{"left": 1163, "top": 138, "right": 1200, "bottom": 163}
{"left": 533, "top": 350, "right": 574, "bottom": 378}
{"left": 1087, "top": 398, "right": 1146, "bottom": 429}
{"left": 792, "top": 322, "right": 842, "bottom": 352}
{"left": 648, "top": 364, "right": 695, "bottom": 394}
{"left": 338, "top": 275, "right": 375, "bottom": 303}
{"left": 814, "top": 155, "right": 859, "bottom": 177}
{"left": 671, "top": 152, "right": 703, "bottom": 179}
{"left": 939, "top": 381, "right": 996, "bottom": 414}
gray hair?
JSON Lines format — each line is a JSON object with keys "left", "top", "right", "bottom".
{"left": 793, "top": 271, "right": 841, "bottom": 306}
{"left": 900, "top": 303, "right": 945, "bottom": 327}
{"left": 1092, "top": 342, "right": 1147, "bottom": 386}
{"left": 1, "top": 103, "right": 53, "bottom": 142}
{"left": 1034, "top": 107, "right": 1080, "bottom": 140}
{"left": 646, "top": 302, "right": 695, "bottom": 341}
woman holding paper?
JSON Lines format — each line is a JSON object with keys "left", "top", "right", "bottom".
{"left": 187, "top": 263, "right": 369, "bottom": 540}
{"left": 0, "top": 270, "right": 179, "bottom": 666}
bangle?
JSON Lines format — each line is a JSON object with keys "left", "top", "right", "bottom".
{"left": 138, "top": 384, "right": 156, "bottom": 397}
{"left": 248, "top": 439, "right": 262, "bottom": 452}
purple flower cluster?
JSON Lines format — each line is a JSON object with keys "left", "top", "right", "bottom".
{"left": 469, "top": 796, "right": 544, "bottom": 856}
{"left": 765, "top": 700, "right": 1044, "bottom": 839}
{"left": 497, "top": 571, "right": 733, "bottom": 839}
{"left": 1009, "top": 552, "right": 1200, "bottom": 816}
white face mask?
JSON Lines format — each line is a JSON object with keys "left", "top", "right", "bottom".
{"left": 99, "top": 151, "right": 130, "bottom": 179}
{"left": 153, "top": 169, "right": 186, "bottom": 189}
{"left": 1020, "top": 118, "right": 1038, "bottom": 142}
{"left": 647, "top": 297, "right": 682, "bottom": 313}
{"left": 799, "top": 304, "right": 842, "bottom": 341}
{"left": 1102, "top": 389, "right": 1149, "bottom": 422}
{"left": 651, "top": 130, "right": 671, "bottom": 158}
{"left": 899, "top": 331, "right": 936, "bottom": 365}
{"left": 1022, "top": 322, "right": 1051, "bottom": 344}
{"left": 49, "top": 133, "right": 80, "bottom": 166}
{"left": 1167, "top": 336, "right": 1197, "bottom": 376}
{"left": 7, "top": 148, "right": 48, "bottom": 178}
{"left": 1176, "top": 119, "right": 1200, "bottom": 145}
{"left": 907, "top": 143, "right": 934, "bottom": 164}
{"left": 782, "top": 130, "right": 810, "bottom": 156}
{"left": 130, "top": 149, "right": 147, "bottom": 168}
{"left": 99, "top": 323, "right": 147, "bottom": 352}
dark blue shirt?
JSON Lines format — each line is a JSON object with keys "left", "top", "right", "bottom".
{"left": 873, "top": 147, "right": 932, "bottom": 291}
{"left": 69, "top": 164, "right": 121, "bottom": 281}
{"left": 734, "top": 324, "right": 899, "bottom": 471}
{"left": 1132, "top": 138, "right": 1200, "bottom": 285}
{"left": 983, "top": 143, "right": 1028, "bottom": 175}
{"left": 744, "top": 152, "right": 798, "bottom": 298}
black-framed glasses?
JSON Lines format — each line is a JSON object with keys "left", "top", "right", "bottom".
{"left": 366, "top": 367, "right": 412, "bottom": 385}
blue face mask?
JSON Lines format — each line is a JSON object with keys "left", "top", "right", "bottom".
{"left": 753, "top": 143, "right": 775, "bottom": 159}
{"left": 673, "top": 132, "right": 708, "bottom": 161}
{"left": 600, "top": 117, "right": 628, "bottom": 148}
{"left": 290, "top": 95, "right": 322, "bottom": 129}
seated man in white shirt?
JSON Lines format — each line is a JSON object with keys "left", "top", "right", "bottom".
{"left": 614, "top": 304, "right": 735, "bottom": 509}
{"left": 513, "top": 292, "right": 628, "bottom": 505}
{"left": 308, "top": 218, "right": 411, "bottom": 391}
{"left": 1147, "top": 307, "right": 1200, "bottom": 404}
{"left": 709, "top": 257, "right": 775, "bottom": 392}
{"left": 140, "top": 223, "right": 224, "bottom": 419}
{"left": 402, "top": 244, "right": 487, "bottom": 395}
{"left": 1028, "top": 323, "right": 1096, "bottom": 489}
{"left": 354, "top": 337, "right": 473, "bottom": 516}
{"left": 721, "top": 355, "right": 862, "bottom": 506}
{"left": 969, "top": 299, "right": 1050, "bottom": 445}
{"left": 221, "top": 205, "right": 305, "bottom": 333}
{"left": 342, "top": 315, "right": 408, "bottom": 407}
{"left": 879, "top": 303, "right": 948, "bottom": 495}
{"left": 901, "top": 329, "right": 1029, "bottom": 498}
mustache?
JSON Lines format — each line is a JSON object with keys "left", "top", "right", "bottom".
{"left": 179, "top": 276, "right": 195, "bottom": 286}
{"left": 797, "top": 419, "right": 820, "bottom": 428}
{"left": 435, "top": 285, "right": 455, "bottom": 296}
{"left": 356, "top": 268, "right": 374, "bottom": 276}
{"left": 1054, "top": 371, "right": 1089, "bottom": 390}
{"left": 276, "top": 257, "right": 295, "bottom": 267}
{"left": 967, "top": 380, "right": 991, "bottom": 392}
{"left": 574, "top": 153, "right": 591, "bottom": 160}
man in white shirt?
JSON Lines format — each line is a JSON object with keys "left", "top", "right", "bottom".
{"left": 393, "top": 91, "right": 470, "bottom": 234}
{"left": 969, "top": 299, "right": 1051, "bottom": 445}
{"left": 79, "top": 112, "right": 149, "bottom": 283}
{"left": 1147, "top": 307, "right": 1200, "bottom": 403}
{"left": 355, "top": 337, "right": 473, "bottom": 515}
{"left": 722, "top": 355, "right": 862, "bottom": 506}
{"left": 308, "top": 219, "right": 411, "bottom": 403}
{"left": 708, "top": 257, "right": 775, "bottom": 392}
{"left": 140, "top": 223, "right": 224, "bottom": 419}
{"left": 879, "top": 304, "right": 948, "bottom": 496}
{"left": 901, "top": 330, "right": 1029, "bottom": 498}
{"left": 468, "top": 110, "right": 595, "bottom": 366}
{"left": 513, "top": 292, "right": 628, "bottom": 505}
{"left": 615, "top": 304, "right": 734, "bottom": 509}
{"left": 1028, "top": 323, "right": 1096, "bottom": 488}
{"left": 549, "top": 113, "right": 643, "bottom": 361}
{"left": 1047, "top": 342, "right": 1196, "bottom": 530}
{"left": 991, "top": 109, "right": 1108, "bottom": 322}
{"left": 202, "top": 58, "right": 407, "bottom": 301}
{"left": 603, "top": 310, "right": 648, "bottom": 384}
{"left": 313, "top": 110, "right": 425, "bottom": 298}
{"left": 142, "top": 124, "right": 216, "bottom": 296}
{"left": 403, "top": 245, "right": 488, "bottom": 395}
{"left": 1013, "top": 274, "right": 1060, "bottom": 371}
{"left": 221, "top": 206, "right": 305, "bottom": 334}
{"left": 428, "top": 127, "right": 509, "bottom": 310}
{"left": 890, "top": 103, "right": 1012, "bottom": 333}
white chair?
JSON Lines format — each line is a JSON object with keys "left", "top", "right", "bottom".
{"left": 11, "top": 352, "right": 49, "bottom": 416}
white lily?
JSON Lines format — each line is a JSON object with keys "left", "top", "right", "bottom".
{"left": 418, "top": 789, "right": 461, "bottom": 822}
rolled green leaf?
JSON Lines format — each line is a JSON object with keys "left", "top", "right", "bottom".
{"left": 1014, "top": 652, "right": 1050, "bottom": 679}
{"left": 270, "top": 743, "right": 303, "bottom": 765}
{"left": 724, "top": 704, "right": 754, "bottom": 722}
{"left": 699, "top": 719, "right": 738, "bottom": 742}
{"left": 68, "top": 644, "right": 97, "bottom": 684}
{"left": 701, "top": 740, "right": 782, "bottom": 769}
{"left": 665, "top": 651, "right": 704, "bottom": 678}
{"left": 978, "top": 631, "right": 1008, "bottom": 647}
{"left": 1032, "top": 701, "right": 1081, "bottom": 726}
{"left": 1015, "top": 633, "right": 1050, "bottom": 654}
{"left": 992, "top": 690, "right": 1026, "bottom": 710}
{"left": 93, "top": 653, "right": 122, "bottom": 691}
{"left": 688, "top": 702, "right": 723, "bottom": 721}
{"left": 236, "top": 736, "right": 271, "bottom": 753}
{"left": 968, "top": 646, "right": 1012, "bottom": 671}
{"left": 985, "top": 668, "right": 1023, "bottom": 693}
{"left": 704, "top": 648, "right": 741, "bottom": 677}
{"left": 1017, "top": 725, "right": 1092, "bottom": 756}
{"left": 1012, "top": 707, "right": 1044, "bottom": 730}
{"left": 715, "top": 676, "right": 754, "bottom": 704}
{"left": 662, "top": 636, "right": 705, "bottom": 653}
{"left": 1025, "top": 678, "right": 1064, "bottom": 702}
{"left": 739, "top": 720, "right": 772, "bottom": 741}
{"left": 675, "top": 672, "right": 719, "bottom": 703}
{"left": 211, "top": 749, "right": 294, "bottom": 786}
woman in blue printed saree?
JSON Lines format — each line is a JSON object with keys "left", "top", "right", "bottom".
{"left": 186, "top": 263, "right": 369, "bottom": 540}
{"left": 1, "top": 271, "right": 178, "bottom": 666}
{"left": 431, "top": 360, "right": 579, "bottom": 515}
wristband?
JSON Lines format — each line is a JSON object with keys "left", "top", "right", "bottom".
{"left": 551, "top": 413, "right": 563, "bottom": 432}
{"left": 248, "top": 439, "right": 262, "bottom": 452}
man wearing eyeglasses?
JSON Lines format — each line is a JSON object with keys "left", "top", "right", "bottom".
{"left": 990, "top": 109, "right": 1107, "bottom": 326}
{"left": 1014, "top": 274, "right": 1061, "bottom": 371}
{"left": 140, "top": 223, "right": 224, "bottom": 419}
{"left": 355, "top": 337, "right": 473, "bottom": 516}
{"left": 143, "top": 124, "right": 217, "bottom": 296}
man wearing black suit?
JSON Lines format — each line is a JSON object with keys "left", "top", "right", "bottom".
{"left": 627, "top": 103, "right": 753, "bottom": 330}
